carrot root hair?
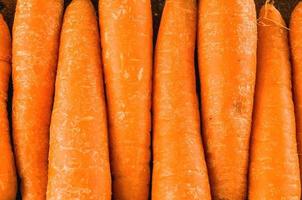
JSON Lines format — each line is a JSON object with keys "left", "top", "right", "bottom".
{"left": 257, "top": 1, "right": 289, "bottom": 30}
{"left": 257, "top": 17, "right": 289, "bottom": 30}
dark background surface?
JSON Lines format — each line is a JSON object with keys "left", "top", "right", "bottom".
{"left": 2, "top": 0, "right": 300, "bottom": 30}
{"left": 0, "top": 0, "right": 300, "bottom": 199}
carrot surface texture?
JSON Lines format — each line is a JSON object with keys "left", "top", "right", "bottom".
{"left": 198, "top": 0, "right": 257, "bottom": 199}
{"left": 99, "top": 0, "right": 153, "bottom": 199}
{"left": 152, "top": 0, "right": 211, "bottom": 199}
{"left": 0, "top": 13, "right": 17, "bottom": 200}
{"left": 290, "top": 1, "right": 302, "bottom": 186}
{"left": 47, "top": 0, "right": 111, "bottom": 199}
{"left": 248, "top": 3, "right": 301, "bottom": 199}
{"left": 12, "top": 0, "right": 63, "bottom": 199}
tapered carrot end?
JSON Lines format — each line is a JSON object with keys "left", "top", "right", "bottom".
{"left": 64, "top": 0, "right": 95, "bottom": 25}
{"left": 66, "top": 0, "right": 94, "bottom": 15}
{"left": 259, "top": 3, "right": 286, "bottom": 28}
{"left": 295, "top": 1, "right": 302, "bottom": 10}
{"left": 0, "top": 13, "right": 10, "bottom": 37}
{"left": 0, "top": 13, "right": 5, "bottom": 32}
{"left": 0, "top": 11, "right": 11, "bottom": 61}
{"left": 291, "top": 2, "right": 302, "bottom": 23}
{"left": 68, "top": 0, "right": 91, "bottom": 6}
{"left": 290, "top": 1, "right": 302, "bottom": 50}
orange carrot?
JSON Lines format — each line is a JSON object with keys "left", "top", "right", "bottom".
{"left": 12, "top": 0, "right": 63, "bottom": 199}
{"left": 248, "top": 4, "right": 301, "bottom": 199}
{"left": 99, "top": 1, "right": 153, "bottom": 199}
{"left": 198, "top": 0, "right": 257, "bottom": 199}
{"left": 152, "top": 0, "right": 211, "bottom": 199}
{"left": 290, "top": 1, "right": 302, "bottom": 185}
{"left": 0, "top": 13, "right": 17, "bottom": 200}
{"left": 46, "top": 0, "right": 111, "bottom": 199}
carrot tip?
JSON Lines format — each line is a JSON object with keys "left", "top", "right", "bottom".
{"left": 258, "top": 4, "right": 288, "bottom": 30}
{"left": 265, "top": 0, "right": 274, "bottom": 6}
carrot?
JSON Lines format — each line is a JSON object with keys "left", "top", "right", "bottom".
{"left": 12, "top": 0, "right": 63, "bottom": 199}
{"left": 198, "top": 0, "right": 257, "bottom": 199}
{"left": 99, "top": 1, "right": 153, "bottom": 199}
{"left": 0, "top": 13, "right": 17, "bottom": 200}
{"left": 152, "top": 0, "right": 211, "bottom": 199}
{"left": 46, "top": 0, "right": 111, "bottom": 199}
{"left": 249, "top": 3, "right": 301, "bottom": 199}
{"left": 290, "top": 1, "right": 302, "bottom": 186}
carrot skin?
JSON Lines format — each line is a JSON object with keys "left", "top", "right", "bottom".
{"left": 99, "top": 1, "right": 153, "bottom": 199}
{"left": 152, "top": 0, "right": 211, "bottom": 199}
{"left": 46, "top": 0, "right": 111, "bottom": 199}
{"left": 0, "top": 14, "right": 17, "bottom": 200}
{"left": 248, "top": 4, "right": 301, "bottom": 199}
{"left": 198, "top": 0, "right": 257, "bottom": 199}
{"left": 12, "top": 0, "right": 63, "bottom": 199}
{"left": 290, "top": 1, "right": 302, "bottom": 187}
